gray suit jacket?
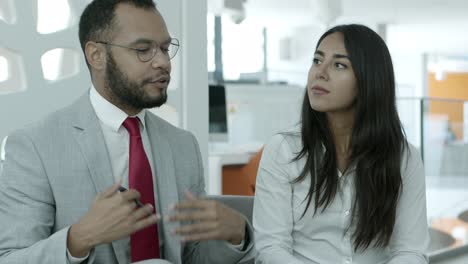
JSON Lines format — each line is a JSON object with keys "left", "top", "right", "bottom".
{"left": 0, "top": 94, "right": 254, "bottom": 264}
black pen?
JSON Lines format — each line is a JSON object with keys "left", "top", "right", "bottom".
{"left": 118, "top": 186, "right": 144, "bottom": 208}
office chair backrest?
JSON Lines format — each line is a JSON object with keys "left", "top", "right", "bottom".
{"left": 207, "top": 195, "right": 254, "bottom": 223}
{"left": 428, "top": 228, "right": 456, "bottom": 253}
{"left": 458, "top": 209, "right": 468, "bottom": 223}
{"left": 207, "top": 195, "right": 255, "bottom": 264}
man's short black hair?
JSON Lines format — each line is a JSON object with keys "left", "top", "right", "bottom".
{"left": 79, "top": 0, "right": 156, "bottom": 53}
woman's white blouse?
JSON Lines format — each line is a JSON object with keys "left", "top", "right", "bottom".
{"left": 253, "top": 133, "right": 429, "bottom": 264}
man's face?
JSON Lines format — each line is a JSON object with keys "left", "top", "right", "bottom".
{"left": 102, "top": 3, "right": 173, "bottom": 111}
{"left": 105, "top": 50, "right": 167, "bottom": 109}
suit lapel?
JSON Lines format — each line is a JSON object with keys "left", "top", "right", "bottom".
{"left": 145, "top": 115, "right": 181, "bottom": 263}
{"left": 70, "top": 94, "right": 129, "bottom": 264}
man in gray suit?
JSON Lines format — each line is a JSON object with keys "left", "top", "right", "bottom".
{"left": 0, "top": 0, "right": 253, "bottom": 263}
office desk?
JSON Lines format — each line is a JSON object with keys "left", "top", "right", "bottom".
{"left": 208, "top": 152, "right": 254, "bottom": 195}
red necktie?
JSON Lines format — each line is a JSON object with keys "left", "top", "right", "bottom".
{"left": 123, "top": 117, "right": 160, "bottom": 262}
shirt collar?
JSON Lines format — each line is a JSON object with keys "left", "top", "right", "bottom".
{"left": 318, "top": 143, "right": 356, "bottom": 177}
{"left": 89, "top": 85, "right": 147, "bottom": 132}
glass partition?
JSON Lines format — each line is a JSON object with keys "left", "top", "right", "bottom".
{"left": 398, "top": 97, "right": 468, "bottom": 254}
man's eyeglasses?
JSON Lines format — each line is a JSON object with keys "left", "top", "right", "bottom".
{"left": 96, "top": 38, "right": 180, "bottom": 62}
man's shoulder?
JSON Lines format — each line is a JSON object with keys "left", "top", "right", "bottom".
{"left": 145, "top": 111, "right": 193, "bottom": 138}
{"left": 10, "top": 95, "right": 88, "bottom": 140}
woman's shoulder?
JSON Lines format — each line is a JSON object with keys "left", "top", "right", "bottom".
{"left": 401, "top": 142, "right": 424, "bottom": 178}
{"left": 265, "top": 128, "right": 302, "bottom": 154}
{"left": 258, "top": 128, "right": 305, "bottom": 181}
{"left": 402, "top": 142, "right": 421, "bottom": 162}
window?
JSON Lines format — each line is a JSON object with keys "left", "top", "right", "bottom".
{"left": 207, "top": 14, "right": 264, "bottom": 81}
{"left": 37, "top": 0, "right": 72, "bottom": 34}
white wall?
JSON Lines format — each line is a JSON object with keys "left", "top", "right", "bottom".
{"left": 225, "top": 83, "right": 304, "bottom": 145}
{"left": 266, "top": 25, "right": 322, "bottom": 86}
{"left": 0, "top": 1, "right": 91, "bottom": 141}
{"left": 155, "top": 0, "right": 208, "bottom": 178}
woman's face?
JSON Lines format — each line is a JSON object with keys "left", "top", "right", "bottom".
{"left": 307, "top": 32, "right": 357, "bottom": 114}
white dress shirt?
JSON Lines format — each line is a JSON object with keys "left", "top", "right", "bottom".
{"left": 253, "top": 132, "right": 430, "bottom": 264}
{"left": 67, "top": 86, "right": 161, "bottom": 263}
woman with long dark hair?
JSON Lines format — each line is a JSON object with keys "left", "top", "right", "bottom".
{"left": 253, "top": 24, "right": 429, "bottom": 263}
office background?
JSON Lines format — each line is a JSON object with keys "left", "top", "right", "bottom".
{"left": 2, "top": 0, "right": 468, "bottom": 263}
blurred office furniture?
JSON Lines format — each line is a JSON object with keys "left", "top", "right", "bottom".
{"left": 208, "top": 83, "right": 301, "bottom": 195}
{"left": 429, "top": 228, "right": 457, "bottom": 252}
{"left": 458, "top": 210, "right": 468, "bottom": 223}
{"left": 430, "top": 242, "right": 468, "bottom": 264}
{"left": 209, "top": 195, "right": 254, "bottom": 264}
{"left": 440, "top": 142, "right": 468, "bottom": 176}
{"left": 221, "top": 149, "right": 262, "bottom": 195}
{"left": 208, "top": 147, "right": 262, "bottom": 195}
{"left": 209, "top": 84, "right": 229, "bottom": 142}
{"left": 431, "top": 218, "right": 468, "bottom": 249}
{"left": 397, "top": 97, "right": 468, "bottom": 177}
{"left": 421, "top": 97, "right": 468, "bottom": 263}
{"left": 208, "top": 195, "right": 254, "bottom": 223}
{"left": 208, "top": 152, "right": 254, "bottom": 195}
{"left": 207, "top": 83, "right": 260, "bottom": 195}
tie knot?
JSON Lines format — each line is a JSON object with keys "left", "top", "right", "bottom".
{"left": 123, "top": 117, "right": 141, "bottom": 136}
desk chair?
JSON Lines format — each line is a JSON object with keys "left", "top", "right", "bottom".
{"left": 222, "top": 149, "right": 263, "bottom": 195}
{"left": 458, "top": 210, "right": 468, "bottom": 223}
{"left": 429, "top": 228, "right": 456, "bottom": 252}
{"left": 208, "top": 195, "right": 254, "bottom": 223}
{"left": 208, "top": 195, "right": 254, "bottom": 264}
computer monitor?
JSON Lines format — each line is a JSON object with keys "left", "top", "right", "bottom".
{"left": 209, "top": 84, "right": 228, "bottom": 142}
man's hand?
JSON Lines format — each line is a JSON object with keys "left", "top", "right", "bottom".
{"left": 168, "top": 192, "right": 246, "bottom": 245}
{"left": 67, "top": 182, "right": 159, "bottom": 257}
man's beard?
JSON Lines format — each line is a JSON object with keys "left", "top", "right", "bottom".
{"left": 104, "top": 52, "right": 168, "bottom": 110}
